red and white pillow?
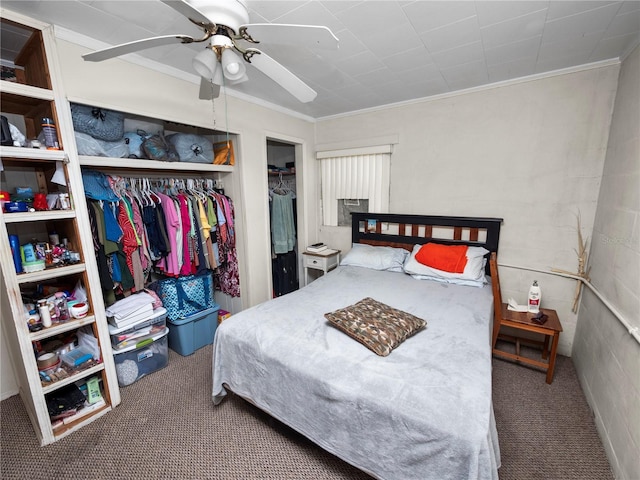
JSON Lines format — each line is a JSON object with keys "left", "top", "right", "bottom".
{"left": 403, "top": 243, "right": 489, "bottom": 287}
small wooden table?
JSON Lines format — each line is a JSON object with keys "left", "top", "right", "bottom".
{"left": 302, "top": 249, "right": 340, "bottom": 286}
{"left": 492, "top": 304, "right": 563, "bottom": 384}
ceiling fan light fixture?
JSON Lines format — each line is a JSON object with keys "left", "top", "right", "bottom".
{"left": 221, "top": 48, "right": 246, "bottom": 81}
{"left": 228, "top": 73, "right": 249, "bottom": 85}
{"left": 192, "top": 47, "right": 219, "bottom": 81}
{"left": 212, "top": 63, "right": 224, "bottom": 85}
{"left": 83, "top": 0, "right": 338, "bottom": 103}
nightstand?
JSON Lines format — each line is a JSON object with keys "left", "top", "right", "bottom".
{"left": 492, "top": 304, "right": 563, "bottom": 384}
{"left": 302, "top": 249, "right": 341, "bottom": 286}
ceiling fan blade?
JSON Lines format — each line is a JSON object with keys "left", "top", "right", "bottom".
{"left": 83, "top": 34, "right": 196, "bottom": 62}
{"left": 160, "top": 0, "right": 212, "bottom": 26}
{"left": 249, "top": 51, "right": 317, "bottom": 103}
{"left": 199, "top": 77, "right": 220, "bottom": 100}
{"left": 240, "top": 24, "right": 339, "bottom": 50}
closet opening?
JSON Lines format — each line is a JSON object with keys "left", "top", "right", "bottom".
{"left": 267, "top": 138, "right": 299, "bottom": 298}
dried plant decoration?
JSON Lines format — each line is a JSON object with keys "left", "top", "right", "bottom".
{"left": 552, "top": 212, "right": 591, "bottom": 313}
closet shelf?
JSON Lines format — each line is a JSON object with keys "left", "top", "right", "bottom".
{"left": 41, "top": 362, "right": 105, "bottom": 394}
{"left": 29, "top": 315, "right": 96, "bottom": 342}
{"left": 16, "top": 263, "right": 86, "bottom": 284}
{"left": 0, "top": 146, "right": 67, "bottom": 162}
{"left": 78, "top": 155, "right": 233, "bottom": 172}
{"left": 0, "top": 79, "right": 54, "bottom": 101}
{"left": 2, "top": 209, "right": 76, "bottom": 223}
{"left": 52, "top": 403, "right": 111, "bottom": 439}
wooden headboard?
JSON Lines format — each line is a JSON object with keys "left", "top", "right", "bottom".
{"left": 351, "top": 213, "right": 503, "bottom": 275}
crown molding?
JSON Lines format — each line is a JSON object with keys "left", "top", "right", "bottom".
{"left": 317, "top": 57, "right": 622, "bottom": 122}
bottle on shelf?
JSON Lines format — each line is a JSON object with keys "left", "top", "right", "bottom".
{"left": 527, "top": 280, "right": 541, "bottom": 314}
{"left": 49, "top": 231, "right": 60, "bottom": 246}
{"left": 9, "top": 234, "right": 22, "bottom": 273}
{"left": 38, "top": 299, "right": 52, "bottom": 328}
{"left": 41, "top": 117, "right": 60, "bottom": 150}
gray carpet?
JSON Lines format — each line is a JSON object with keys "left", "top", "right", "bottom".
{"left": 1, "top": 344, "right": 613, "bottom": 480}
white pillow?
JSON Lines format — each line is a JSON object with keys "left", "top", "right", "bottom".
{"left": 407, "top": 272, "right": 487, "bottom": 288}
{"left": 403, "top": 244, "right": 489, "bottom": 286}
{"left": 340, "top": 243, "right": 409, "bottom": 272}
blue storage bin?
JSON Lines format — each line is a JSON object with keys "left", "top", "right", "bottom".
{"left": 167, "top": 305, "right": 219, "bottom": 356}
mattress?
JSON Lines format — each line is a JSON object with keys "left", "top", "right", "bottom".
{"left": 212, "top": 265, "right": 500, "bottom": 480}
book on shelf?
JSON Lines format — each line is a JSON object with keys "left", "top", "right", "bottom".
{"left": 52, "top": 398, "right": 107, "bottom": 429}
{"left": 307, "top": 243, "right": 327, "bottom": 253}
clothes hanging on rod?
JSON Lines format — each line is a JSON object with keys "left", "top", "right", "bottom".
{"left": 268, "top": 172, "right": 296, "bottom": 198}
{"left": 81, "top": 170, "right": 240, "bottom": 301}
{"left": 270, "top": 192, "right": 296, "bottom": 254}
{"left": 267, "top": 171, "right": 298, "bottom": 296}
{"left": 268, "top": 172, "right": 296, "bottom": 254}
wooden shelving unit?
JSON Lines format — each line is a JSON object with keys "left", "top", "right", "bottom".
{"left": 0, "top": 9, "right": 120, "bottom": 445}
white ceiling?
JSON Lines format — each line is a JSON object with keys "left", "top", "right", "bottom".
{"left": 2, "top": 1, "right": 639, "bottom": 119}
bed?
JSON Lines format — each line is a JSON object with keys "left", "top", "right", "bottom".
{"left": 212, "top": 213, "right": 503, "bottom": 480}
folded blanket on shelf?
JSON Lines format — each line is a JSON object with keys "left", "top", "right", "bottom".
{"left": 105, "top": 292, "right": 155, "bottom": 320}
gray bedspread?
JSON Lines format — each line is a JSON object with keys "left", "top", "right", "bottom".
{"left": 212, "top": 266, "right": 500, "bottom": 480}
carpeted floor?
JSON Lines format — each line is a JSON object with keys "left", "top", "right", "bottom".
{"left": 1, "top": 344, "right": 613, "bottom": 480}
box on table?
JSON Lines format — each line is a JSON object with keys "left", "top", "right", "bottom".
{"left": 113, "top": 327, "right": 169, "bottom": 387}
{"left": 167, "top": 305, "right": 219, "bottom": 356}
{"left": 218, "top": 309, "right": 231, "bottom": 324}
{"left": 108, "top": 307, "right": 167, "bottom": 351}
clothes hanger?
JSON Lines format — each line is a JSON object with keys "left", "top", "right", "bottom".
{"left": 273, "top": 172, "right": 287, "bottom": 195}
{"left": 127, "top": 177, "right": 145, "bottom": 207}
{"left": 140, "top": 177, "right": 154, "bottom": 206}
{"left": 188, "top": 178, "right": 207, "bottom": 202}
{"left": 146, "top": 177, "right": 160, "bottom": 205}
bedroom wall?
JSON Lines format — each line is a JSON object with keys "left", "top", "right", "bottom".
{"left": 314, "top": 64, "right": 620, "bottom": 357}
{"left": 572, "top": 44, "right": 640, "bottom": 480}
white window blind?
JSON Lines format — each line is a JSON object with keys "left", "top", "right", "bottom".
{"left": 318, "top": 145, "right": 391, "bottom": 226}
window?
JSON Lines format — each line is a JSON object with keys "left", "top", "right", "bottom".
{"left": 338, "top": 199, "right": 369, "bottom": 226}
{"left": 317, "top": 145, "right": 391, "bottom": 226}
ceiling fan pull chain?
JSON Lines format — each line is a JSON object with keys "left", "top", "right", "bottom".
{"left": 210, "top": 81, "right": 217, "bottom": 129}
{"left": 223, "top": 81, "right": 231, "bottom": 164}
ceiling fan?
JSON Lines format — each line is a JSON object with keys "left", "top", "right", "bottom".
{"left": 82, "top": 0, "right": 339, "bottom": 103}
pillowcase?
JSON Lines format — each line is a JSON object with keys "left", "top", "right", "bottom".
{"left": 415, "top": 243, "right": 468, "bottom": 273}
{"left": 340, "top": 243, "right": 409, "bottom": 272}
{"left": 325, "top": 297, "right": 426, "bottom": 356}
{"left": 403, "top": 243, "right": 489, "bottom": 287}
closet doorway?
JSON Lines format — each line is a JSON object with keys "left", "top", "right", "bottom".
{"left": 267, "top": 138, "right": 299, "bottom": 298}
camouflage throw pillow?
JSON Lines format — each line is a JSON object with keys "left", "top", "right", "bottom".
{"left": 325, "top": 297, "right": 426, "bottom": 356}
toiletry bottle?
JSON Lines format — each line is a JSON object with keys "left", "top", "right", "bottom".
{"left": 49, "top": 231, "right": 59, "bottom": 246}
{"left": 9, "top": 234, "right": 22, "bottom": 273}
{"left": 22, "top": 243, "right": 36, "bottom": 263}
{"left": 38, "top": 299, "right": 52, "bottom": 328}
{"left": 54, "top": 292, "right": 70, "bottom": 322}
{"left": 41, "top": 117, "right": 60, "bottom": 150}
{"left": 528, "top": 280, "right": 541, "bottom": 313}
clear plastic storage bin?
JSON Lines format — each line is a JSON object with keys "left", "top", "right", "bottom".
{"left": 113, "top": 327, "right": 169, "bottom": 387}
{"left": 108, "top": 307, "right": 167, "bottom": 351}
